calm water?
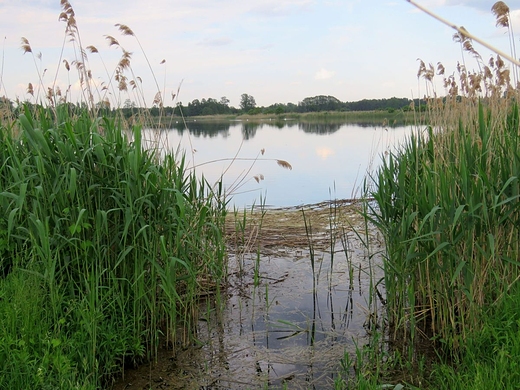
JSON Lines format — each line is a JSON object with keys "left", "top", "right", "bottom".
{"left": 147, "top": 119, "right": 414, "bottom": 209}
{"left": 116, "top": 119, "right": 413, "bottom": 388}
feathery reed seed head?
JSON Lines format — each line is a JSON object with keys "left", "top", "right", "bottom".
{"left": 153, "top": 91, "right": 162, "bottom": 107}
{"left": 492, "top": 1, "right": 510, "bottom": 27}
{"left": 20, "top": 37, "right": 32, "bottom": 53}
{"left": 115, "top": 23, "right": 135, "bottom": 36}
{"left": 437, "top": 62, "right": 445, "bottom": 76}
{"left": 86, "top": 45, "right": 98, "bottom": 54}
{"left": 276, "top": 160, "right": 292, "bottom": 170}
{"left": 105, "top": 35, "right": 120, "bottom": 47}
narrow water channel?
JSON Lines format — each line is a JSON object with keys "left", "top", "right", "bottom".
{"left": 114, "top": 121, "right": 404, "bottom": 389}
{"left": 113, "top": 201, "right": 385, "bottom": 389}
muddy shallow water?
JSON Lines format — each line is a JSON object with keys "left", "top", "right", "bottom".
{"left": 112, "top": 201, "right": 385, "bottom": 389}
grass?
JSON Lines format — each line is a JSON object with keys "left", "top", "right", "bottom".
{"left": 0, "top": 2, "right": 295, "bottom": 387}
{"left": 429, "top": 281, "right": 520, "bottom": 389}
{"left": 336, "top": 97, "right": 520, "bottom": 388}
{"left": 176, "top": 109, "right": 418, "bottom": 127}
{"left": 3, "top": 0, "right": 520, "bottom": 388}
{"left": 371, "top": 104, "right": 520, "bottom": 346}
{"left": 0, "top": 105, "right": 227, "bottom": 388}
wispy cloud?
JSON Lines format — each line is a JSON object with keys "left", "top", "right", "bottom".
{"left": 315, "top": 68, "right": 335, "bottom": 80}
{"left": 198, "top": 37, "right": 233, "bottom": 47}
{"left": 417, "top": 0, "right": 519, "bottom": 13}
{"left": 248, "top": 0, "right": 314, "bottom": 17}
{"left": 442, "top": 1, "right": 496, "bottom": 12}
{"left": 1, "top": 0, "right": 514, "bottom": 107}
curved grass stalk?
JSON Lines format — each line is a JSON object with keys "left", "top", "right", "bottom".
{"left": 406, "top": 0, "right": 520, "bottom": 68}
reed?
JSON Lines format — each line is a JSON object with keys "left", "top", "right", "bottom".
{"left": 333, "top": 3, "right": 520, "bottom": 388}
{"left": 429, "top": 282, "right": 520, "bottom": 388}
{"left": 370, "top": 0, "right": 520, "bottom": 359}
{"left": 371, "top": 98, "right": 520, "bottom": 348}
{"left": 0, "top": 101, "right": 227, "bottom": 389}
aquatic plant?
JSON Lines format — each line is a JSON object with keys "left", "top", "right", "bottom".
{"left": 0, "top": 105, "right": 228, "bottom": 388}
{"left": 362, "top": 3, "right": 520, "bottom": 387}
{"left": 0, "top": 1, "right": 231, "bottom": 387}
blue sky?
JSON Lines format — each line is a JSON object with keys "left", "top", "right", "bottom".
{"left": 0, "top": 0, "right": 519, "bottom": 107}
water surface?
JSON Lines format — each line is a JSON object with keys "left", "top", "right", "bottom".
{"left": 115, "top": 119, "right": 413, "bottom": 389}
{"left": 147, "top": 119, "right": 413, "bottom": 208}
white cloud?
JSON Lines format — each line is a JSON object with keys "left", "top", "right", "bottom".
{"left": 314, "top": 68, "right": 335, "bottom": 80}
{"left": 248, "top": 0, "right": 314, "bottom": 17}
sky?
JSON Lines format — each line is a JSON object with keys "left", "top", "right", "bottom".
{"left": 0, "top": 0, "right": 519, "bottom": 108}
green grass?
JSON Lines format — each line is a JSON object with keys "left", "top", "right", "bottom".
{"left": 338, "top": 4, "right": 520, "bottom": 386}
{"left": 0, "top": 105, "right": 227, "bottom": 388}
{"left": 430, "top": 282, "right": 520, "bottom": 389}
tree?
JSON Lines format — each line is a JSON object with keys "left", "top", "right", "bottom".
{"left": 240, "top": 93, "right": 256, "bottom": 112}
{"left": 123, "top": 99, "right": 135, "bottom": 109}
{"left": 219, "top": 96, "right": 230, "bottom": 106}
{"left": 201, "top": 106, "right": 214, "bottom": 116}
{"left": 298, "top": 95, "right": 343, "bottom": 112}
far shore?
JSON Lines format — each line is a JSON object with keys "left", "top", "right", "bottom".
{"left": 153, "top": 109, "right": 424, "bottom": 127}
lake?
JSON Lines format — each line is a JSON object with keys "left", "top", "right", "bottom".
{"left": 113, "top": 118, "right": 417, "bottom": 389}
{"left": 146, "top": 118, "right": 414, "bottom": 208}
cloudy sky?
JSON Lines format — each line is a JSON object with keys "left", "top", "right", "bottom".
{"left": 0, "top": 0, "right": 519, "bottom": 108}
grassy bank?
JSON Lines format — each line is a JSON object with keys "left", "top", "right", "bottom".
{"left": 430, "top": 281, "right": 520, "bottom": 389}
{"left": 0, "top": 106, "right": 227, "bottom": 388}
{"left": 335, "top": 96, "right": 520, "bottom": 388}
{"left": 330, "top": 2, "right": 520, "bottom": 386}
{"left": 156, "top": 109, "right": 419, "bottom": 127}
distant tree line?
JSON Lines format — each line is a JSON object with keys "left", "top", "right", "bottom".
{"left": 168, "top": 94, "right": 425, "bottom": 117}
{"left": 0, "top": 94, "right": 427, "bottom": 120}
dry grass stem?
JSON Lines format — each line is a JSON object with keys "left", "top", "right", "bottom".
{"left": 407, "top": 0, "right": 520, "bottom": 67}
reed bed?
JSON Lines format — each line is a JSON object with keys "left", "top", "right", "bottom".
{"left": 368, "top": 0, "right": 520, "bottom": 365}
{"left": 0, "top": 105, "right": 227, "bottom": 388}
{"left": 331, "top": 2, "right": 520, "bottom": 388}
{"left": 372, "top": 100, "right": 520, "bottom": 344}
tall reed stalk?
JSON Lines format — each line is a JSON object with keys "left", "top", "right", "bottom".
{"left": 0, "top": 105, "right": 227, "bottom": 388}
{"left": 363, "top": 1, "right": 520, "bottom": 357}
{"left": 370, "top": 100, "right": 520, "bottom": 349}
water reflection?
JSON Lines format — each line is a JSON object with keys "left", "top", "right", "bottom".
{"left": 298, "top": 122, "right": 343, "bottom": 134}
{"left": 169, "top": 119, "right": 400, "bottom": 137}
{"left": 241, "top": 122, "right": 264, "bottom": 140}
{"left": 172, "top": 121, "right": 231, "bottom": 138}
{"left": 188, "top": 217, "right": 385, "bottom": 389}
{"left": 146, "top": 120, "right": 414, "bottom": 208}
